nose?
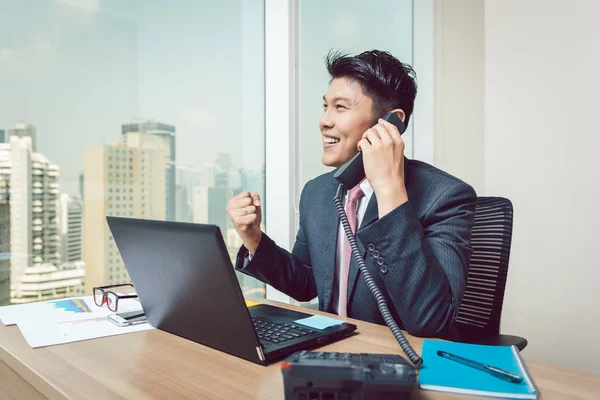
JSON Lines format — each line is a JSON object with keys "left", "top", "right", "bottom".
{"left": 319, "top": 108, "right": 334, "bottom": 132}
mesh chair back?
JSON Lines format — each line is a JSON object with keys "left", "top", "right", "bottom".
{"left": 455, "top": 196, "right": 514, "bottom": 341}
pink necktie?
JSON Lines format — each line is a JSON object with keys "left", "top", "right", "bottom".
{"left": 338, "top": 185, "right": 364, "bottom": 317}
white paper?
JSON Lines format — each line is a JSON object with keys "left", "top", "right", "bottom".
{"left": 17, "top": 316, "right": 153, "bottom": 348}
{"left": 0, "top": 295, "right": 142, "bottom": 326}
{"left": 0, "top": 295, "right": 154, "bottom": 348}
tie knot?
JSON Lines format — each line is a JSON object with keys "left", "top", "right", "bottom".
{"left": 348, "top": 185, "right": 364, "bottom": 203}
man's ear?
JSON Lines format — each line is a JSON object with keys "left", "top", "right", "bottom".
{"left": 389, "top": 108, "right": 406, "bottom": 123}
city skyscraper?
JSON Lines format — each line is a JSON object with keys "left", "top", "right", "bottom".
{"left": 175, "top": 185, "right": 190, "bottom": 222}
{"left": 0, "top": 187, "right": 9, "bottom": 306}
{"left": 59, "top": 194, "right": 83, "bottom": 263}
{"left": 176, "top": 164, "right": 202, "bottom": 222}
{"left": 14, "top": 262, "right": 85, "bottom": 304}
{"left": 8, "top": 135, "right": 62, "bottom": 300}
{"left": 7, "top": 122, "right": 37, "bottom": 151}
{"left": 0, "top": 126, "right": 84, "bottom": 304}
{"left": 208, "top": 186, "right": 231, "bottom": 235}
{"left": 83, "top": 133, "right": 166, "bottom": 294}
{"left": 192, "top": 186, "right": 209, "bottom": 225}
{"left": 121, "top": 121, "right": 176, "bottom": 221}
{"left": 79, "top": 171, "right": 84, "bottom": 200}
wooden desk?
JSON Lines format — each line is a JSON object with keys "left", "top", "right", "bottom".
{"left": 1, "top": 299, "right": 599, "bottom": 400}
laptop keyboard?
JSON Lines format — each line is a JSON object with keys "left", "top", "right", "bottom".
{"left": 251, "top": 318, "right": 316, "bottom": 344}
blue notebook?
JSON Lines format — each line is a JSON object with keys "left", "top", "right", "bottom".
{"left": 418, "top": 340, "right": 539, "bottom": 399}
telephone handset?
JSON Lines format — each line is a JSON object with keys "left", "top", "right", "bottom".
{"left": 333, "top": 112, "right": 407, "bottom": 190}
{"left": 332, "top": 112, "right": 422, "bottom": 368}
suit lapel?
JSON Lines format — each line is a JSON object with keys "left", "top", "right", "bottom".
{"left": 359, "top": 194, "right": 379, "bottom": 231}
{"left": 345, "top": 157, "right": 410, "bottom": 303}
{"left": 321, "top": 179, "right": 344, "bottom": 311}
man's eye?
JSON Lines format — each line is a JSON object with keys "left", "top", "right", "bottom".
{"left": 336, "top": 105, "right": 346, "bottom": 109}
{"left": 323, "top": 104, "right": 328, "bottom": 109}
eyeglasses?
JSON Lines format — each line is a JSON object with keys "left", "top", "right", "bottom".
{"left": 93, "top": 284, "right": 138, "bottom": 312}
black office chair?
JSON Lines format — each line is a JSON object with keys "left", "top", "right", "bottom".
{"left": 454, "top": 196, "right": 528, "bottom": 351}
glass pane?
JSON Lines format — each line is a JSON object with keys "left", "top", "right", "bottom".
{"left": 107, "top": 292, "right": 118, "bottom": 311}
{"left": 93, "top": 289, "right": 103, "bottom": 306}
{"left": 0, "top": 0, "right": 266, "bottom": 305}
{"left": 297, "top": 0, "right": 413, "bottom": 307}
{"left": 298, "top": 0, "right": 414, "bottom": 187}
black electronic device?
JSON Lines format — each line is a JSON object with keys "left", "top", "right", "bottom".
{"left": 319, "top": 111, "right": 422, "bottom": 398}
{"left": 332, "top": 111, "right": 421, "bottom": 366}
{"left": 333, "top": 112, "right": 406, "bottom": 190}
{"left": 281, "top": 350, "right": 416, "bottom": 400}
{"left": 106, "top": 216, "right": 357, "bottom": 366}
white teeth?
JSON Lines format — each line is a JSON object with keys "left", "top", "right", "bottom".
{"left": 324, "top": 137, "right": 340, "bottom": 144}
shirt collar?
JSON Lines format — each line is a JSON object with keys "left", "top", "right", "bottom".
{"left": 359, "top": 179, "right": 374, "bottom": 202}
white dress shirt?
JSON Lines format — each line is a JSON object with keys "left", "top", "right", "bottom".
{"left": 332, "top": 179, "right": 374, "bottom": 315}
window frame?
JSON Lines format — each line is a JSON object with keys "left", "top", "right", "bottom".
{"left": 263, "top": 0, "right": 435, "bottom": 303}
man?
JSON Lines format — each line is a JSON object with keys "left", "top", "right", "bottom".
{"left": 226, "top": 50, "right": 476, "bottom": 337}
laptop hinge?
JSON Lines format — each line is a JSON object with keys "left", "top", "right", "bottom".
{"left": 256, "top": 346, "right": 265, "bottom": 362}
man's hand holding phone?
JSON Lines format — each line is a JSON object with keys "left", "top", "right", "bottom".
{"left": 358, "top": 117, "right": 409, "bottom": 218}
{"left": 226, "top": 192, "right": 263, "bottom": 255}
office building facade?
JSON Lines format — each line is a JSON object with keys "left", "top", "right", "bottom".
{"left": 176, "top": 165, "right": 203, "bottom": 223}
{"left": 7, "top": 123, "right": 37, "bottom": 152}
{"left": 59, "top": 194, "right": 83, "bottom": 263}
{"left": 121, "top": 121, "right": 176, "bottom": 221}
{"left": 12, "top": 262, "right": 85, "bottom": 304}
{"left": 192, "top": 186, "right": 209, "bottom": 225}
{"left": 83, "top": 134, "right": 166, "bottom": 294}
{"left": 207, "top": 186, "right": 231, "bottom": 235}
{"left": 0, "top": 195, "right": 9, "bottom": 306}
{"left": 0, "top": 128, "right": 76, "bottom": 303}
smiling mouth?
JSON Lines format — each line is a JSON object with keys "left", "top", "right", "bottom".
{"left": 323, "top": 137, "right": 340, "bottom": 144}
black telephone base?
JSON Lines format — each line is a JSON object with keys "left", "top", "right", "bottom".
{"left": 281, "top": 351, "right": 415, "bottom": 400}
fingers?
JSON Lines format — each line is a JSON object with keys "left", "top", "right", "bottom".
{"left": 233, "top": 191, "right": 251, "bottom": 200}
{"left": 235, "top": 205, "right": 256, "bottom": 216}
{"left": 228, "top": 196, "right": 252, "bottom": 210}
{"left": 227, "top": 193, "right": 249, "bottom": 219}
{"left": 371, "top": 123, "right": 394, "bottom": 146}
{"left": 358, "top": 118, "right": 406, "bottom": 154}
{"left": 227, "top": 192, "right": 262, "bottom": 220}
{"left": 357, "top": 137, "right": 370, "bottom": 152}
{"left": 233, "top": 214, "right": 259, "bottom": 231}
{"left": 359, "top": 128, "right": 383, "bottom": 152}
{"left": 378, "top": 118, "right": 402, "bottom": 144}
{"left": 366, "top": 128, "right": 383, "bottom": 145}
{"left": 238, "top": 197, "right": 254, "bottom": 207}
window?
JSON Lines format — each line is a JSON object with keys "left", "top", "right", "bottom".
{"left": 292, "top": 0, "right": 414, "bottom": 307}
{"left": 298, "top": 0, "right": 414, "bottom": 188}
{"left": 0, "top": 0, "right": 266, "bottom": 306}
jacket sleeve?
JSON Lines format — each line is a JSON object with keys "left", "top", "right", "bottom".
{"left": 356, "top": 182, "right": 477, "bottom": 337}
{"left": 234, "top": 185, "right": 318, "bottom": 302}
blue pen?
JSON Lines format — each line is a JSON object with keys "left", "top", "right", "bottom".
{"left": 437, "top": 350, "right": 523, "bottom": 383}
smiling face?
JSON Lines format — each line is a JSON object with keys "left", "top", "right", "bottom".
{"left": 320, "top": 77, "right": 377, "bottom": 168}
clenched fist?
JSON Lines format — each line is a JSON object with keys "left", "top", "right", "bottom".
{"left": 226, "top": 192, "right": 262, "bottom": 255}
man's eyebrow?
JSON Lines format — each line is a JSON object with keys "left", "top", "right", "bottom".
{"left": 322, "top": 95, "right": 352, "bottom": 103}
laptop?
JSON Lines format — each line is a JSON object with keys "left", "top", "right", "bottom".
{"left": 106, "top": 216, "right": 357, "bottom": 365}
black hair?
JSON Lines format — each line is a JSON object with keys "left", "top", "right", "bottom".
{"left": 325, "top": 49, "right": 417, "bottom": 127}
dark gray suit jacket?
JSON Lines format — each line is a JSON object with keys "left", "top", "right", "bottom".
{"left": 235, "top": 158, "right": 477, "bottom": 337}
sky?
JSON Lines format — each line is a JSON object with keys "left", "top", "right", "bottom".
{"left": 0, "top": 0, "right": 264, "bottom": 196}
{"left": 0, "top": 0, "right": 413, "bottom": 197}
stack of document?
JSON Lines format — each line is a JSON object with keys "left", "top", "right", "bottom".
{"left": 0, "top": 295, "right": 153, "bottom": 348}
